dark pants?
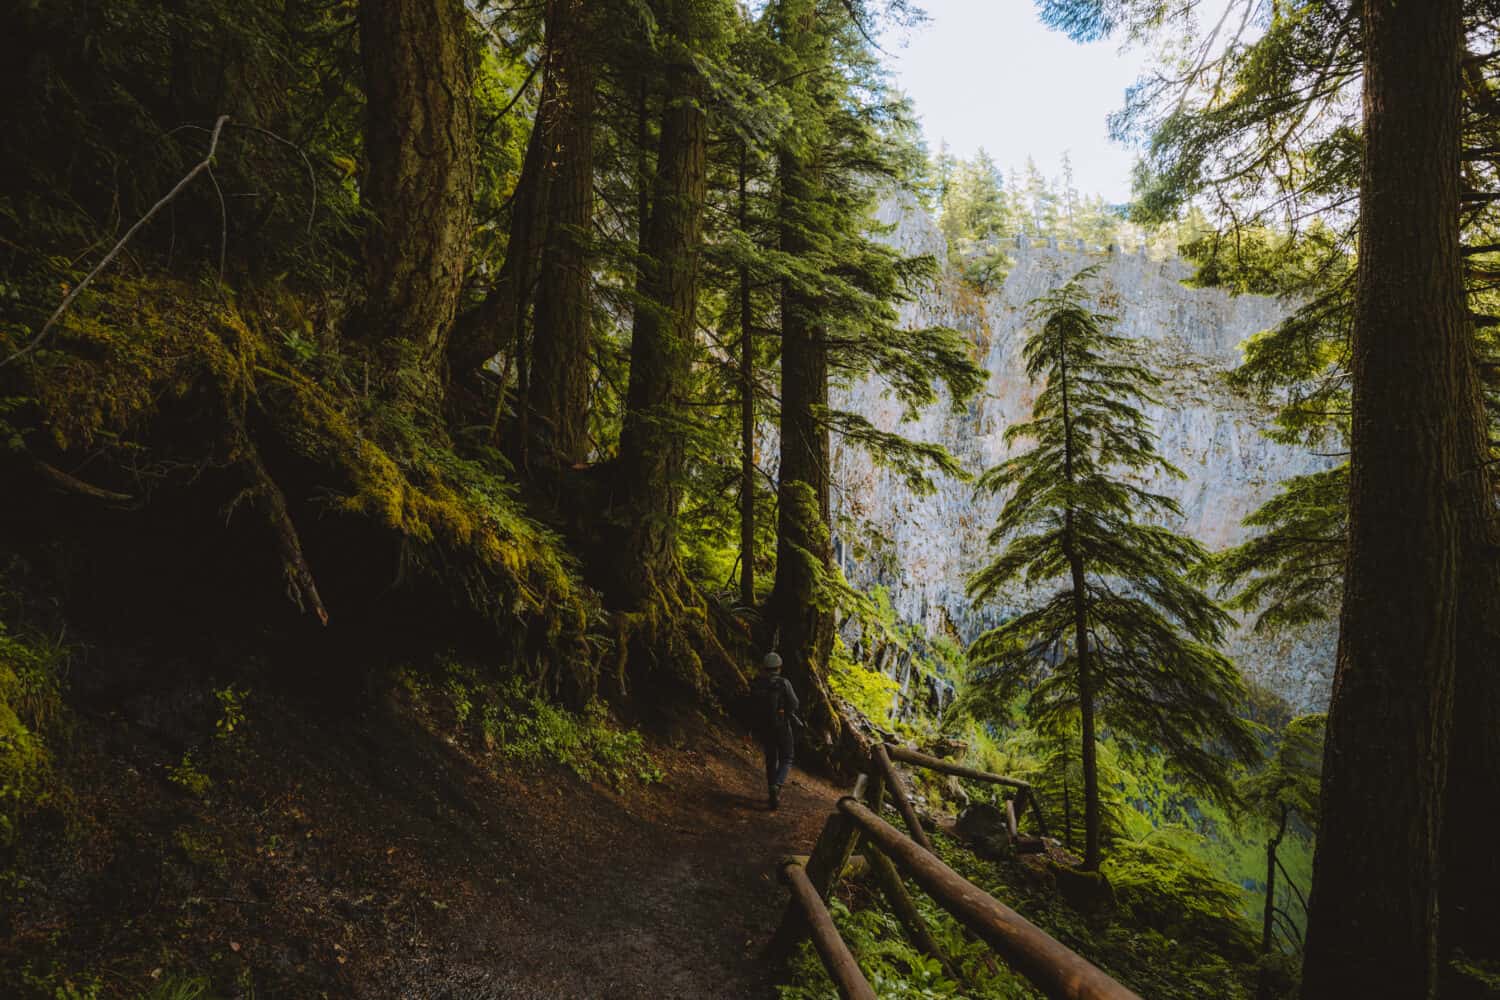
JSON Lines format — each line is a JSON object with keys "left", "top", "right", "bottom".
{"left": 762, "top": 725, "right": 794, "bottom": 789}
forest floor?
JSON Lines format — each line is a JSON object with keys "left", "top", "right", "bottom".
{"left": 4, "top": 677, "right": 847, "bottom": 999}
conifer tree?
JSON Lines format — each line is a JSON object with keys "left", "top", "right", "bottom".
{"left": 526, "top": 0, "right": 597, "bottom": 467}
{"left": 358, "top": 0, "right": 477, "bottom": 411}
{"left": 1042, "top": 3, "right": 1500, "bottom": 983}
{"left": 966, "top": 265, "right": 1259, "bottom": 871}
{"left": 765, "top": 0, "right": 983, "bottom": 749}
{"left": 614, "top": 0, "right": 729, "bottom": 605}
{"left": 1243, "top": 714, "right": 1323, "bottom": 970}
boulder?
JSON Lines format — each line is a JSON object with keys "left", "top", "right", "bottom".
{"left": 955, "top": 803, "right": 1012, "bottom": 860}
{"left": 1048, "top": 860, "right": 1116, "bottom": 915}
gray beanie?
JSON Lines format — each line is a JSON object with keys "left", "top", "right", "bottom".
{"left": 762, "top": 652, "right": 783, "bottom": 671}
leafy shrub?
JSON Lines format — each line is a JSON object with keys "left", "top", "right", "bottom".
{"left": 166, "top": 751, "right": 212, "bottom": 798}
{"left": 780, "top": 895, "right": 1037, "bottom": 1000}
{"left": 1103, "top": 839, "right": 1256, "bottom": 959}
{"left": 491, "top": 679, "right": 662, "bottom": 788}
{"left": 0, "top": 621, "right": 63, "bottom": 843}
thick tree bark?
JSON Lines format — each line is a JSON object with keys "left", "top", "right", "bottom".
{"left": 527, "top": 0, "right": 595, "bottom": 467}
{"left": 358, "top": 0, "right": 476, "bottom": 408}
{"left": 739, "top": 142, "right": 757, "bottom": 609}
{"left": 1300, "top": 2, "right": 1465, "bottom": 996}
{"left": 1440, "top": 339, "right": 1500, "bottom": 993}
{"left": 769, "top": 0, "right": 838, "bottom": 744}
{"left": 614, "top": 1, "right": 712, "bottom": 605}
{"left": 448, "top": 80, "right": 550, "bottom": 384}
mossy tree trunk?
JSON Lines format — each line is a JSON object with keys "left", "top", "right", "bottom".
{"left": 527, "top": 0, "right": 595, "bottom": 468}
{"left": 358, "top": 0, "right": 476, "bottom": 410}
{"left": 738, "top": 141, "right": 757, "bottom": 610}
{"left": 1300, "top": 1, "right": 1465, "bottom": 995}
{"left": 767, "top": 0, "right": 838, "bottom": 747}
{"left": 614, "top": 0, "right": 716, "bottom": 605}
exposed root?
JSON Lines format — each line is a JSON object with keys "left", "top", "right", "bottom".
{"left": 232, "top": 425, "right": 329, "bottom": 626}
{"left": 610, "top": 567, "right": 750, "bottom": 703}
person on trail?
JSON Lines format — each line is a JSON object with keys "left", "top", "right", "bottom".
{"left": 751, "top": 652, "right": 799, "bottom": 810}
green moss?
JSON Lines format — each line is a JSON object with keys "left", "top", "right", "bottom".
{"left": 0, "top": 622, "right": 62, "bottom": 845}
{"left": 12, "top": 275, "right": 597, "bottom": 687}
{"left": 828, "top": 636, "right": 900, "bottom": 724}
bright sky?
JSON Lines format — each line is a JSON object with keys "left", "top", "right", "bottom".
{"left": 882, "top": 1, "right": 1155, "bottom": 204}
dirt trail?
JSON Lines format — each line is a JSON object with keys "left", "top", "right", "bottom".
{"left": 9, "top": 681, "right": 848, "bottom": 999}
{"left": 397, "top": 722, "right": 845, "bottom": 999}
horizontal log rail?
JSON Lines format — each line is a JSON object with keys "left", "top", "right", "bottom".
{"left": 885, "top": 743, "right": 1050, "bottom": 838}
{"left": 780, "top": 860, "right": 878, "bottom": 1000}
{"left": 837, "top": 796, "right": 1141, "bottom": 1000}
{"left": 885, "top": 744, "right": 1031, "bottom": 789}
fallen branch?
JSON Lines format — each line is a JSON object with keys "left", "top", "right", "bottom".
{"left": 31, "top": 459, "right": 135, "bottom": 505}
{"left": 236, "top": 428, "right": 329, "bottom": 626}
{"left": 3, "top": 114, "right": 230, "bottom": 369}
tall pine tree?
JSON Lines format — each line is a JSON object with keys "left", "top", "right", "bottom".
{"left": 966, "top": 265, "right": 1258, "bottom": 870}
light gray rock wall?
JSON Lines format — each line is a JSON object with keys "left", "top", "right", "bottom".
{"left": 830, "top": 194, "right": 1335, "bottom": 712}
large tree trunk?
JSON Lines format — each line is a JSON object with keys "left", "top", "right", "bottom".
{"left": 1440, "top": 340, "right": 1500, "bottom": 994}
{"left": 614, "top": 0, "right": 712, "bottom": 605}
{"left": 358, "top": 0, "right": 475, "bottom": 409}
{"left": 527, "top": 0, "right": 595, "bottom": 467}
{"left": 769, "top": 0, "right": 838, "bottom": 745}
{"left": 1300, "top": 1, "right": 1466, "bottom": 995}
{"left": 739, "top": 142, "right": 757, "bottom": 609}
{"left": 447, "top": 79, "right": 550, "bottom": 385}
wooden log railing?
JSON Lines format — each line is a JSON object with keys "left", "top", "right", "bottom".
{"left": 780, "top": 859, "right": 878, "bottom": 1000}
{"left": 884, "top": 743, "right": 1050, "bottom": 838}
{"left": 872, "top": 742, "right": 934, "bottom": 851}
{"left": 838, "top": 797, "right": 1140, "bottom": 1000}
{"left": 773, "top": 742, "right": 1137, "bottom": 999}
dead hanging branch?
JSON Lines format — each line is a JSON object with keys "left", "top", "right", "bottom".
{"left": 31, "top": 459, "right": 136, "bottom": 505}
{"left": 3, "top": 114, "right": 231, "bottom": 369}
{"left": 232, "top": 425, "right": 329, "bottom": 626}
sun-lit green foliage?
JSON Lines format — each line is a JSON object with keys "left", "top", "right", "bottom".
{"left": 966, "top": 267, "right": 1261, "bottom": 843}
{"left": 1214, "top": 466, "right": 1346, "bottom": 634}
{"left": 400, "top": 664, "right": 664, "bottom": 788}
{"left": 0, "top": 621, "right": 62, "bottom": 845}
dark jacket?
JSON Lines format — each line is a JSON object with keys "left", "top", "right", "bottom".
{"left": 751, "top": 671, "right": 799, "bottom": 740}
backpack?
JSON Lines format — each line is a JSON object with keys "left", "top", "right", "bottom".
{"left": 755, "top": 674, "right": 802, "bottom": 736}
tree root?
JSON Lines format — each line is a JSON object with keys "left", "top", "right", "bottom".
{"left": 231, "top": 425, "right": 329, "bottom": 626}
{"left": 609, "top": 567, "right": 749, "bottom": 702}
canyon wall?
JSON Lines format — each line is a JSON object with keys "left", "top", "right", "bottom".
{"left": 830, "top": 195, "right": 1335, "bottom": 712}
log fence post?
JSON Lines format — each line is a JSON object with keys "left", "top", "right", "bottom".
{"left": 781, "top": 861, "right": 878, "bottom": 1000}
{"left": 873, "top": 742, "right": 934, "bottom": 851}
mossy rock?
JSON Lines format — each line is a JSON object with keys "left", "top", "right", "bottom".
{"left": 955, "top": 802, "right": 1012, "bottom": 860}
{"left": 1048, "top": 860, "right": 1116, "bottom": 915}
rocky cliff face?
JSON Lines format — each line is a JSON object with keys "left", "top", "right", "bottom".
{"left": 830, "top": 195, "right": 1334, "bottom": 713}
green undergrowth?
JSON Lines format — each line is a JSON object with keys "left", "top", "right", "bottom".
{"left": 935, "top": 711, "right": 1313, "bottom": 934}
{"left": 783, "top": 821, "right": 1263, "bottom": 1000}
{"left": 400, "top": 663, "right": 663, "bottom": 789}
{"left": 0, "top": 619, "right": 66, "bottom": 845}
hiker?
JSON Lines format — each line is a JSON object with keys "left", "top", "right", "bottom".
{"left": 752, "top": 652, "right": 799, "bottom": 809}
